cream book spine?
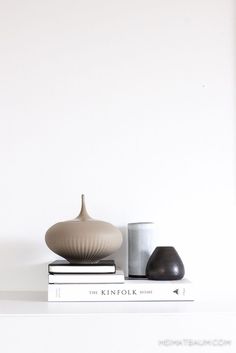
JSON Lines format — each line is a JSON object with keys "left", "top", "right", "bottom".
{"left": 48, "top": 279, "right": 194, "bottom": 302}
{"left": 48, "top": 270, "right": 124, "bottom": 284}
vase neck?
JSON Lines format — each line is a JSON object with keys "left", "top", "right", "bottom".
{"left": 76, "top": 194, "right": 93, "bottom": 221}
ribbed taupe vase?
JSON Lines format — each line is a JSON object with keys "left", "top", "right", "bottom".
{"left": 45, "top": 195, "right": 123, "bottom": 263}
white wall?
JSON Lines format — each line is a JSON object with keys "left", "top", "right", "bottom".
{"left": 0, "top": 0, "right": 235, "bottom": 293}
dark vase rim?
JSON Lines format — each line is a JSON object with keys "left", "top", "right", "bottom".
{"left": 155, "top": 246, "right": 175, "bottom": 249}
{"left": 156, "top": 245, "right": 174, "bottom": 249}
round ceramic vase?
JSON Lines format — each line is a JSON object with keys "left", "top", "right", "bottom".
{"left": 146, "top": 246, "right": 185, "bottom": 280}
{"left": 45, "top": 195, "right": 123, "bottom": 263}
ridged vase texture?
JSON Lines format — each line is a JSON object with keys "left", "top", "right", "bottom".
{"left": 45, "top": 195, "right": 123, "bottom": 263}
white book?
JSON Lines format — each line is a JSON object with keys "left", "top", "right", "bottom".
{"left": 48, "top": 260, "right": 116, "bottom": 274}
{"left": 48, "top": 278, "right": 194, "bottom": 302}
{"left": 48, "top": 270, "right": 124, "bottom": 284}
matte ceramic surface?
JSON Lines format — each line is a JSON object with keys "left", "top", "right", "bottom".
{"left": 128, "top": 222, "right": 157, "bottom": 277}
{"left": 146, "top": 246, "right": 185, "bottom": 280}
{"left": 45, "top": 195, "right": 123, "bottom": 263}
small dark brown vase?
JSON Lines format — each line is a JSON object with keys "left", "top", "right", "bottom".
{"left": 146, "top": 246, "right": 185, "bottom": 280}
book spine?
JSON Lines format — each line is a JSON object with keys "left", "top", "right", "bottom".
{"left": 48, "top": 282, "right": 194, "bottom": 302}
{"left": 48, "top": 265, "right": 116, "bottom": 274}
{"left": 48, "top": 273, "right": 124, "bottom": 284}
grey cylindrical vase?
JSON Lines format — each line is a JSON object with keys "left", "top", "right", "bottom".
{"left": 128, "top": 222, "right": 157, "bottom": 277}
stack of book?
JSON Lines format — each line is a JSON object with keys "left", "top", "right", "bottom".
{"left": 48, "top": 260, "right": 194, "bottom": 302}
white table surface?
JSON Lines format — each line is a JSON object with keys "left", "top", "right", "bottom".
{"left": 0, "top": 291, "right": 235, "bottom": 353}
